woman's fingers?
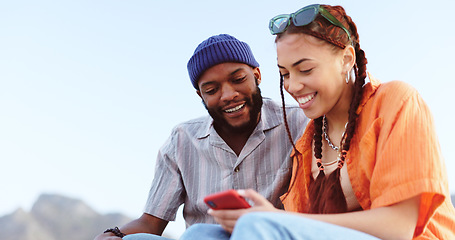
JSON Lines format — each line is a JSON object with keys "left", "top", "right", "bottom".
{"left": 237, "top": 189, "right": 277, "bottom": 210}
{"left": 207, "top": 189, "right": 279, "bottom": 233}
{"left": 209, "top": 209, "right": 245, "bottom": 233}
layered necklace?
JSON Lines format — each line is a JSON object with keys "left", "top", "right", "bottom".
{"left": 321, "top": 115, "right": 348, "bottom": 169}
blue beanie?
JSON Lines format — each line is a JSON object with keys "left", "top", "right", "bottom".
{"left": 187, "top": 34, "right": 260, "bottom": 89}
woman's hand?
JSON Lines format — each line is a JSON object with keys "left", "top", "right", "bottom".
{"left": 208, "top": 189, "right": 280, "bottom": 233}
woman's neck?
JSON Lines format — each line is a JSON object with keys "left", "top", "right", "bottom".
{"left": 325, "top": 82, "right": 354, "bottom": 132}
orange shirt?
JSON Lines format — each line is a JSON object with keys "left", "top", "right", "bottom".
{"left": 281, "top": 75, "right": 455, "bottom": 239}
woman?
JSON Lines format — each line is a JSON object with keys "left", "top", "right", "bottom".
{"left": 180, "top": 4, "right": 455, "bottom": 240}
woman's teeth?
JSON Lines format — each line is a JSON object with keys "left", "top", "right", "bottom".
{"left": 298, "top": 93, "right": 315, "bottom": 105}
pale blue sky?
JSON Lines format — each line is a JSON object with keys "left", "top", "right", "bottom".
{"left": 1, "top": 0, "right": 454, "bottom": 238}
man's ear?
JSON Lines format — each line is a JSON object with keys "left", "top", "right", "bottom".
{"left": 196, "top": 90, "right": 202, "bottom": 99}
{"left": 253, "top": 67, "right": 262, "bottom": 85}
{"left": 342, "top": 45, "right": 356, "bottom": 73}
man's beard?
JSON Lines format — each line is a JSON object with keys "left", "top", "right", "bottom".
{"left": 204, "top": 86, "right": 263, "bottom": 134}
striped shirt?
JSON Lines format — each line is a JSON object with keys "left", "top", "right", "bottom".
{"left": 144, "top": 98, "right": 308, "bottom": 227}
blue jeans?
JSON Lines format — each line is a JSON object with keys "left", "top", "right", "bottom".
{"left": 180, "top": 212, "right": 380, "bottom": 240}
{"left": 123, "top": 233, "right": 173, "bottom": 240}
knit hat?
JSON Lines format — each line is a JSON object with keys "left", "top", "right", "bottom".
{"left": 187, "top": 34, "right": 260, "bottom": 89}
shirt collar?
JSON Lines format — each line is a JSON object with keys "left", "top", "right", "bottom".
{"left": 356, "top": 72, "right": 381, "bottom": 115}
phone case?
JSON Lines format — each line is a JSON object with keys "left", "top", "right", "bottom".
{"left": 203, "top": 189, "right": 251, "bottom": 210}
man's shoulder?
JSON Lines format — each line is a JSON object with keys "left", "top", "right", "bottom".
{"left": 261, "top": 97, "right": 307, "bottom": 133}
{"left": 170, "top": 115, "right": 211, "bottom": 138}
{"left": 262, "top": 97, "right": 305, "bottom": 117}
{"left": 262, "top": 97, "right": 303, "bottom": 112}
{"left": 179, "top": 115, "right": 210, "bottom": 124}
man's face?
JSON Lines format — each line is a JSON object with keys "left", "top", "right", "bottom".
{"left": 197, "top": 62, "right": 263, "bottom": 134}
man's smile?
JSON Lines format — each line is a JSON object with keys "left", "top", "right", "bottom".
{"left": 224, "top": 103, "right": 246, "bottom": 113}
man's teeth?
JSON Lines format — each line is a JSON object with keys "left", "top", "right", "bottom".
{"left": 298, "top": 94, "right": 315, "bottom": 105}
{"left": 225, "top": 103, "right": 245, "bottom": 113}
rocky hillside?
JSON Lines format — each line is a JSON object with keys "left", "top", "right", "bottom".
{"left": 0, "top": 194, "right": 132, "bottom": 240}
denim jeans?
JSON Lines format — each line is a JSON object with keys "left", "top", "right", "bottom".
{"left": 180, "top": 212, "right": 380, "bottom": 240}
{"left": 123, "top": 233, "right": 174, "bottom": 240}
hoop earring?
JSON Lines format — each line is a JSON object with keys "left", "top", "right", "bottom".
{"left": 345, "top": 73, "right": 349, "bottom": 84}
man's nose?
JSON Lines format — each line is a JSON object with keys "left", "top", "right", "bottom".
{"left": 220, "top": 84, "right": 239, "bottom": 102}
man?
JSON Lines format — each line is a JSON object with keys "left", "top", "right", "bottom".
{"left": 95, "top": 34, "right": 308, "bottom": 240}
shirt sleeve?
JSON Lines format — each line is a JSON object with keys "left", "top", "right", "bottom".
{"left": 143, "top": 129, "right": 185, "bottom": 221}
{"left": 367, "top": 83, "right": 446, "bottom": 236}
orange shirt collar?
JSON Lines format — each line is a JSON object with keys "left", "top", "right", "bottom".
{"left": 357, "top": 72, "right": 381, "bottom": 115}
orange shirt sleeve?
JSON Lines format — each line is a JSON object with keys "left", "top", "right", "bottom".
{"left": 361, "top": 81, "right": 447, "bottom": 237}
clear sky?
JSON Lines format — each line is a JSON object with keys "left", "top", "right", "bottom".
{"left": 1, "top": 0, "right": 454, "bottom": 238}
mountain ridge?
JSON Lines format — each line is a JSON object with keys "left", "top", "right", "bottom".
{"left": 0, "top": 194, "right": 132, "bottom": 240}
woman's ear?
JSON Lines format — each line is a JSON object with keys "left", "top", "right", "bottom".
{"left": 342, "top": 45, "right": 356, "bottom": 73}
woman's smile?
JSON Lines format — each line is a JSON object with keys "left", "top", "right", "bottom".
{"left": 296, "top": 92, "right": 317, "bottom": 109}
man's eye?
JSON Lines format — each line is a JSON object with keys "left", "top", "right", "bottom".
{"left": 204, "top": 88, "right": 217, "bottom": 95}
{"left": 233, "top": 77, "right": 246, "bottom": 83}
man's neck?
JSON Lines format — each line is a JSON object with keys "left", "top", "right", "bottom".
{"left": 214, "top": 112, "right": 261, "bottom": 156}
{"left": 216, "top": 126, "right": 255, "bottom": 157}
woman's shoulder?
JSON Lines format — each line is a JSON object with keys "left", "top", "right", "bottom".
{"left": 375, "top": 80, "right": 418, "bottom": 99}
{"left": 366, "top": 79, "right": 420, "bottom": 110}
{"left": 358, "top": 78, "right": 426, "bottom": 129}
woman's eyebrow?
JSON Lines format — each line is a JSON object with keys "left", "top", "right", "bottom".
{"left": 278, "top": 58, "right": 311, "bottom": 69}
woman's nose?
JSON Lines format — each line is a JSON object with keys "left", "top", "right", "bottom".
{"left": 285, "top": 76, "right": 303, "bottom": 94}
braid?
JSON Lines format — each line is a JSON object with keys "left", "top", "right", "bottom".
{"left": 279, "top": 75, "right": 301, "bottom": 202}
{"left": 316, "top": 9, "right": 369, "bottom": 213}
{"left": 280, "top": 75, "right": 298, "bottom": 152}
{"left": 319, "top": 167, "right": 346, "bottom": 213}
{"left": 338, "top": 14, "right": 368, "bottom": 166}
{"left": 310, "top": 5, "right": 368, "bottom": 214}
{"left": 313, "top": 117, "right": 323, "bottom": 160}
{"left": 302, "top": 29, "right": 346, "bottom": 49}
{"left": 308, "top": 117, "right": 325, "bottom": 213}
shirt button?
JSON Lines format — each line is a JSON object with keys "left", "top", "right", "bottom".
{"left": 234, "top": 166, "right": 240, "bottom": 172}
{"left": 347, "top": 158, "right": 352, "bottom": 164}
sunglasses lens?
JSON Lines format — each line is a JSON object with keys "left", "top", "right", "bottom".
{"left": 270, "top": 16, "right": 289, "bottom": 34}
{"left": 293, "top": 8, "right": 317, "bottom": 26}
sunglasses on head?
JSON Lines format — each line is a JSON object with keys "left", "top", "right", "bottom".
{"left": 269, "top": 4, "right": 351, "bottom": 41}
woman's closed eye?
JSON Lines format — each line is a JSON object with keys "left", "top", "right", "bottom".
{"left": 280, "top": 72, "right": 290, "bottom": 79}
{"left": 300, "top": 68, "right": 313, "bottom": 74}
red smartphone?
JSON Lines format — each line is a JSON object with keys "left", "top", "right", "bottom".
{"left": 204, "top": 189, "right": 251, "bottom": 210}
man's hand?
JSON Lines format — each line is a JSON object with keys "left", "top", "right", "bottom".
{"left": 208, "top": 189, "right": 279, "bottom": 233}
{"left": 93, "top": 213, "right": 168, "bottom": 240}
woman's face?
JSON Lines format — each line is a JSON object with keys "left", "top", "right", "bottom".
{"left": 276, "top": 33, "right": 353, "bottom": 119}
